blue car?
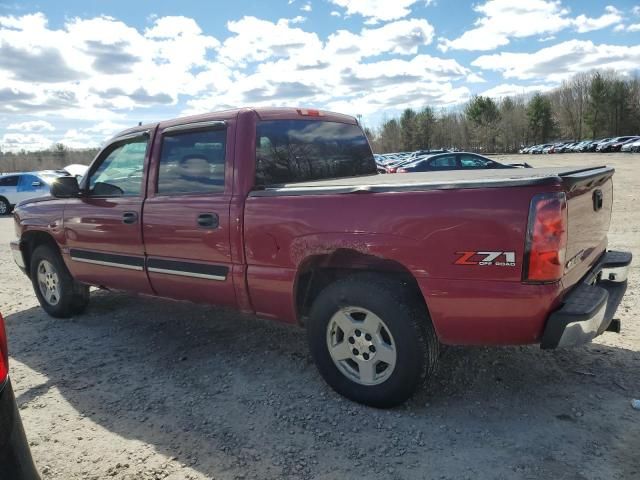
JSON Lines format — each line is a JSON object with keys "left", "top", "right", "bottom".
{"left": 0, "top": 171, "right": 67, "bottom": 215}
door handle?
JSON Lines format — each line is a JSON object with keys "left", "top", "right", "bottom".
{"left": 122, "top": 212, "right": 138, "bottom": 224}
{"left": 197, "top": 213, "right": 219, "bottom": 228}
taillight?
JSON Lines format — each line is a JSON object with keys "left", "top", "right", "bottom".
{"left": 0, "top": 312, "right": 8, "bottom": 383}
{"left": 523, "top": 192, "right": 567, "bottom": 283}
{"left": 387, "top": 167, "right": 397, "bottom": 173}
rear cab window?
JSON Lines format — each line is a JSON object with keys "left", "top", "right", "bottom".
{"left": 255, "top": 120, "right": 376, "bottom": 186}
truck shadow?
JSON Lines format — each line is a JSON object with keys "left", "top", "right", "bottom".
{"left": 6, "top": 291, "right": 640, "bottom": 479}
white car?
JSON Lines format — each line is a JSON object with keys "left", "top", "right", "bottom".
{"left": 621, "top": 138, "right": 640, "bottom": 152}
{"left": 0, "top": 171, "right": 66, "bottom": 215}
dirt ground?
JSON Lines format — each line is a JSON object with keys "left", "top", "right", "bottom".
{"left": 1, "top": 153, "right": 638, "bottom": 480}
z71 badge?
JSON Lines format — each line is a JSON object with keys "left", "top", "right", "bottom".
{"left": 454, "top": 251, "right": 516, "bottom": 267}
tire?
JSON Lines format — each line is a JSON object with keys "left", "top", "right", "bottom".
{"left": 0, "top": 197, "right": 10, "bottom": 215}
{"left": 29, "top": 244, "right": 90, "bottom": 318}
{"left": 306, "top": 273, "right": 439, "bottom": 408}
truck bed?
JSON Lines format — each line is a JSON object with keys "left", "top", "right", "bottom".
{"left": 250, "top": 166, "right": 613, "bottom": 196}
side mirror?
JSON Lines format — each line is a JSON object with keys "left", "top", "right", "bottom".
{"left": 50, "top": 176, "right": 80, "bottom": 198}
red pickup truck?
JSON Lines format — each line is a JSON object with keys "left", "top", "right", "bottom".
{"left": 10, "top": 107, "right": 631, "bottom": 407}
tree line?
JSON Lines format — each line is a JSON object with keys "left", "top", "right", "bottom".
{"left": 366, "top": 70, "right": 640, "bottom": 154}
{"left": 0, "top": 144, "right": 98, "bottom": 173}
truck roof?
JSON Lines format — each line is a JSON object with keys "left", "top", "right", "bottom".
{"left": 112, "top": 107, "right": 358, "bottom": 140}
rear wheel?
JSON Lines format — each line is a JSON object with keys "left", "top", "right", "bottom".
{"left": 30, "top": 244, "right": 90, "bottom": 318}
{"left": 307, "top": 273, "right": 439, "bottom": 408}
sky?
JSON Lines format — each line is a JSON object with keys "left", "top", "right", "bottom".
{"left": 0, "top": 0, "right": 639, "bottom": 152}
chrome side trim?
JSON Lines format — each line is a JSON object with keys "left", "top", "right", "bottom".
{"left": 163, "top": 120, "right": 227, "bottom": 134}
{"left": 147, "top": 267, "right": 226, "bottom": 281}
{"left": 70, "top": 256, "right": 143, "bottom": 271}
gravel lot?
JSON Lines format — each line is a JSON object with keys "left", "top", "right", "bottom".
{"left": 2, "top": 153, "right": 639, "bottom": 480}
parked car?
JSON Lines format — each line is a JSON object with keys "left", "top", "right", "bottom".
{"left": 395, "top": 152, "right": 521, "bottom": 173}
{"left": 596, "top": 136, "right": 638, "bottom": 152}
{"left": 621, "top": 138, "right": 640, "bottom": 152}
{"left": 11, "top": 107, "right": 631, "bottom": 407}
{"left": 530, "top": 144, "right": 553, "bottom": 154}
{"left": 0, "top": 312, "right": 40, "bottom": 479}
{"left": 0, "top": 171, "right": 67, "bottom": 215}
{"left": 383, "top": 150, "right": 450, "bottom": 173}
{"left": 607, "top": 136, "right": 639, "bottom": 152}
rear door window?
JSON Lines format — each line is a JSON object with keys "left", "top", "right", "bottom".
{"left": 428, "top": 155, "right": 457, "bottom": 170}
{"left": 157, "top": 128, "right": 226, "bottom": 195}
{"left": 255, "top": 120, "right": 376, "bottom": 186}
{"left": 0, "top": 175, "right": 19, "bottom": 187}
{"left": 458, "top": 154, "right": 496, "bottom": 169}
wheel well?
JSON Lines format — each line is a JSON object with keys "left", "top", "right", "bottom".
{"left": 21, "top": 231, "right": 60, "bottom": 277}
{"left": 295, "top": 249, "right": 426, "bottom": 324}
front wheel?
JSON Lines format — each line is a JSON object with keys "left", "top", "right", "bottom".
{"left": 0, "top": 197, "right": 10, "bottom": 215}
{"left": 30, "top": 244, "right": 90, "bottom": 318}
{"left": 306, "top": 273, "right": 439, "bottom": 408}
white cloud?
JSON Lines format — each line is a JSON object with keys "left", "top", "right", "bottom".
{"left": 57, "top": 128, "right": 100, "bottom": 149}
{"left": 330, "top": 10, "right": 342, "bottom": 17}
{"left": 466, "top": 73, "right": 486, "bottom": 83}
{"left": 473, "top": 39, "right": 640, "bottom": 82}
{"left": 439, "top": 1, "right": 624, "bottom": 52}
{"left": 301, "top": 2, "right": 312, "bottom": 12}
{"left": 480, "top": 82, "right": 554, "bottom": 98}
{"left": 628, "top": 23, "right": 640, "bottom": 32}
{"left": 0, "top": 133, "right": 52, "bottom": 152}
{"left": 7, "top": 120, "right": 55, "bottom": 132}
{"left": 326, "top": 19, "right": 435, "bottom": 58}
{"left": 328, "top": 0, "right": 421, "bottom": 23}
{"left": 0, "top": 12, "right": 221, "bottom": 113}
{"left": 218, "top": 16, "right": 323, "bottom": 67}
{"left": 573, "top": 6, "right": 622, "bottom": 33}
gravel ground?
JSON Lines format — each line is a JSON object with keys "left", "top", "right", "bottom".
{"left": 2, "top": 152, "right": 639, "bottom": 480}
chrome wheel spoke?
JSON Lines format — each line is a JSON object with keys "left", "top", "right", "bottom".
{"left": 375, "top": 343, "right": 395, "bottom": 365}
{"left": 328, "top": 340, "right": 352, "bottom": 361}
{"left": 357, "top": 359, "right": 376, "bottom": 384}
{"left": 361, "top": 312, "right": 382, "bottom": 335}
{"left": 333, "top": 311, "right": 355, "bottom": 333}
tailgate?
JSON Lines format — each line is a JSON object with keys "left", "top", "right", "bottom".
{"left": 561, "top": 167, "right": 614, "bottom": 290}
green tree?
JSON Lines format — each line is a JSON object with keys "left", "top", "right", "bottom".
{"left": 465, "top": 96, "right": 500, "bottom": 151}
{"left": 527, "top": 93, "right": 555, "bottom": 143}
{"left": 585, "top": 72, "right": 609, "bottom": 139}
{"left": 399, "top": 108, "right": 417, "bottom": 151}
{"left": 414, "top": 107, "right": 435, "bottom": 150}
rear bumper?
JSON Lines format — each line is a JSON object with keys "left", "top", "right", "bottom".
{"left": 0, "top": 380, "right": 40, "bottom": 480}
{"left": 541, "top": 250, "right": 632, "bottom": 349}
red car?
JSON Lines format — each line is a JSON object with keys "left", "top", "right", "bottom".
{"left": 11, "top": 108, "right": 631, "bottom": 407}
{"left": 0, "top": 312, "right": 40, "bottom": 479}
